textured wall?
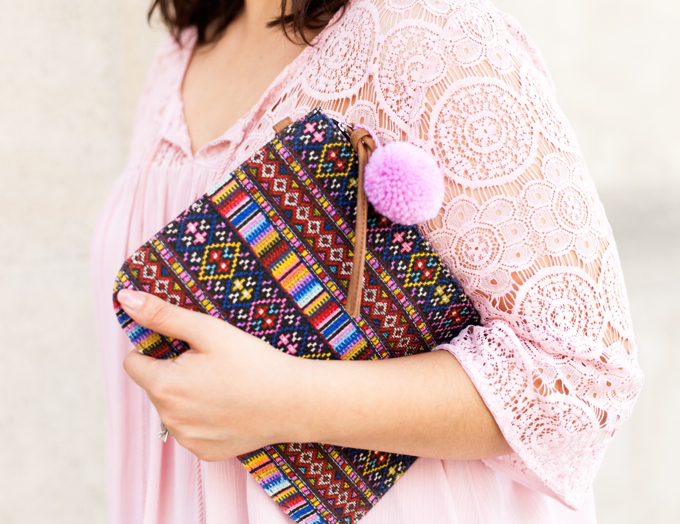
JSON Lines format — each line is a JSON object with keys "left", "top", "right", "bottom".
{"left": 0, "top": 1, "right": 163, "bottom": 522}
{"left": 0, "top": 0, "right": 677, "bottom": 522}
{"left": 491, "top": 3, "right": 680, "bottom": 522}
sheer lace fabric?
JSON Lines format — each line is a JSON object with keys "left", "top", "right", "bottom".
{"left": 92, "top": 0, "right": 642, "bottom": 519}
{"left": 224, "top": 0, "right": 642, "bottom": 507}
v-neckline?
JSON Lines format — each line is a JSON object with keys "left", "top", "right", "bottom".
{"left": 165, "top": 7, "right": 348, "bottom": 160}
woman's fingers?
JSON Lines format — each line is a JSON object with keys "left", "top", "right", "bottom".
{"left": 117, "top": 289, "right": 217, "bottom": 348}
{"left": 123, "top": 349, "right": 164, "bottom": 390}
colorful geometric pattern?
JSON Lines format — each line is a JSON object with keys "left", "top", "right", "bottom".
{"left": 113, "top": 109, "right": 479, "bottom": 523}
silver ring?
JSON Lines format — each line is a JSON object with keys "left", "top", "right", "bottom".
{"left": 158, "top": 421, "right": 170, "bottom": 442}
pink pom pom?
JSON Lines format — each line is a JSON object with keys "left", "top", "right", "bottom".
{"left": 364, "top": 142, "right": 444, "bottom": 225}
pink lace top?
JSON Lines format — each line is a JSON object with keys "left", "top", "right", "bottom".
{"left": 90, "top": 0, "right": 643, "bottom": 522}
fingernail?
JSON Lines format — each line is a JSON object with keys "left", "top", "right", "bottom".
{"left": 117, "top": 289, "right": 146, "bottom": 311}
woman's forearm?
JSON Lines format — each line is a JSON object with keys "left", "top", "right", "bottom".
{"left": 120, "top": 289, "right": 512, "bottom": 462}
{"left": 289, "top": 350, "right": 513, "bottom": 460}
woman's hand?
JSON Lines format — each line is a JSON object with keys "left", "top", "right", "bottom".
{"left": 118, "top": 289, "right": 511, "bottom": 462}
{"left": 118, "top": 288, "right": 301, "bottom": 461}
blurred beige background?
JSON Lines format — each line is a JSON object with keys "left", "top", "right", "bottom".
{"left": 0, "top": 0, "right": 677, "bottom": 522}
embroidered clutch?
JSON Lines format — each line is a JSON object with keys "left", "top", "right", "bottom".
{"left": 113, "top": 108, "right": 479, "bottom": 523}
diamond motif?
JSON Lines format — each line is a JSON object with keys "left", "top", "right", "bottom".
{"left": 316, "top": 143, "right": 356, "bottom": 178}
{"left": 246, "top": 299, "right": 284, "bottom": 335}
{"left": 198, "top": 243, "right": 241, "bottom": 280}
{"left": 403, "top": 253, "right": 441, "bottom": 287}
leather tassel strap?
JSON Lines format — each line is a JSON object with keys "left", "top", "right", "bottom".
{"left": 272, "top": 117, "right": 293, "bottom": 135}
{"left": 273, "top": 118, "right": 376, "bottom": 317}
{"left": 346, "top": 127, "right": 376, "bottom": 317}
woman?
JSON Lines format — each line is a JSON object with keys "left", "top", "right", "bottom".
{"left": 90, "top": 0, "right": 643, "bottom": 522}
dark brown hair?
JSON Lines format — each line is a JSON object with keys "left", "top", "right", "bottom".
{"left": 149, "top": 0, "right": 347, "bottom": 45}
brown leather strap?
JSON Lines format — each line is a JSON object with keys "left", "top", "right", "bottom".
{"left": 346, "top": 127, "right": 376, "bottom": 317}
{"left": 272, "top": 117, "right": 293, "bottom": 135}
{"left": 272, "top": 117, "right": 374, "bottom": 317}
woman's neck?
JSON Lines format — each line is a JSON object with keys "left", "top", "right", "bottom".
{"left": 240, "top": 0, "right": 282, "bottom": 30}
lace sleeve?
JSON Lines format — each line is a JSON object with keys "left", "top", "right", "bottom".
{"left": 407, "top": 2, "right": 644, "bottom": 509}
{"left": 220, "top": 0, "right": 642, "bottom": 507}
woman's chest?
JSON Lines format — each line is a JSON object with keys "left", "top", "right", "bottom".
{"left": 181, "top": 24, "right": 314, "bottom": 155}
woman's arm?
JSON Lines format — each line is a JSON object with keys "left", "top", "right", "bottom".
{"left": 120, "top": 289, "right": 512, "bottom": 463}
{"left": 294, "top": 347, "right": 512, "bottom": 460}
{"left": 120, "top": 3, "right": 643, "bottom": 512}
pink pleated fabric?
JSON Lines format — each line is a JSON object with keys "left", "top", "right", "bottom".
{"left": 90, "top": 0, "right": 642, "bottom": 522}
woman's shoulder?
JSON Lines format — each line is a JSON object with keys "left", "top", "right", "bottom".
{"left": 333, "top": 0, "right": 552, "bottom": 87}
{"left": 340, "top": 0, "right": 520, "bottom": 40}
{"left": 309, "top": 0, "right": 555, "bottom": 141}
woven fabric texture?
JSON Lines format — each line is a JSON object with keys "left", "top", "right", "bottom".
{"left": 114, "top": 110, "right": 478, "bottom": 523}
